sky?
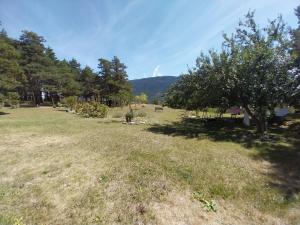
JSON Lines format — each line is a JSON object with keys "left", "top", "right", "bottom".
{"left": 0, "top": 0, "right": 299, "bottom": 79}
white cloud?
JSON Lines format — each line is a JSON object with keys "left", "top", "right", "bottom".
{"left": 152, "top": 65, "right": 162, "bottom": 77}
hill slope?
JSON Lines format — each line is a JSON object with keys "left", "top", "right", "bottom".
{"left": 130, "top": 76, "right": 178, "bottom": 102}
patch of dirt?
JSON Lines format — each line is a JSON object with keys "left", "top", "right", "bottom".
{"left": 151, "top": 191, "right": 286, "bottom": 225}
{"left": 0, "top": 133, "right": 73, "bottom": 151}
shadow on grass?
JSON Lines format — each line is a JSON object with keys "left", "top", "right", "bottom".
{"left": 56, "top": 109, "right": 68, "bottom": 112}
{"left": 0, "top": 111, "right": 9, "bottom": 116}
{"left": 148, "top": 117, "right": 258, "bottom": 148}
{"left": 147, "top": 115, "right": 300, "bottom": 200}
{"left": 253, "top": 118, "right": 300, "bottom": 200}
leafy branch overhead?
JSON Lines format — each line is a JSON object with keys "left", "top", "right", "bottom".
{"left": 165, "top": 11, "right": 300, "bottom": 135}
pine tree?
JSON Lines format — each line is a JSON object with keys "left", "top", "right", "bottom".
{"left": 18, "top": 31, "right": 48, "bottom": 105}
{"left": 0, "top": 34, "right": 25, "bottom": 96}
{"left": 79, "top": 66, "right": 98, "bottom": 100}
{"left": 98, "top": 57, "right": 132, "bottom": 106}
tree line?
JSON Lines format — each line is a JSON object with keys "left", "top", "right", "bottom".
{"left": 165, "top": 9, "right": 300, "bottom": 134}
{"left": 0, "top": 25, "right": 132, "bottom": 107}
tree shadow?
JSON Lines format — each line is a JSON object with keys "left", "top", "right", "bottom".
{"left": 147, "top": 115, "right": 300, "bottom": 200}
{"left": 253, "top": 118, "right": 300, "bottom": 200}
{"left": 148, "top": 117, "right": 260, "bottom": 148}
{"left": 0, "top": 111, "right": 10, "bottom": 116}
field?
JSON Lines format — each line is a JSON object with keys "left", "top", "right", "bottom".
{"left": 0, "top": 105, "right": 299, "bottom": 225}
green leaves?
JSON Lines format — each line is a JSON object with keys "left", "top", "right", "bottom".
{"left": 166, "top": 11, "right": 296, "bottom": 134}
{"left": 192, "top": 192, "right": 217, "bottom": 212}
{"left": 98, "top": 56, "right": 132, "bottom": 106}
{"left": 0, "top": 38, "right": 24, "bottom": 94}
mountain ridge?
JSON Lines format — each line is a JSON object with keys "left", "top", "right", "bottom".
{"left": 130, "top": 76, "right": 178, "bottom": 102}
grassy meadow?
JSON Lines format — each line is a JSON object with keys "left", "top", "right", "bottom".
{"left": 0, "top": 105, "right": 299, "bottom": 225}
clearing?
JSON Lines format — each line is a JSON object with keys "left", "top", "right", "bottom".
{"left": 0, "top": 106, "right": 299, "bottom": 225}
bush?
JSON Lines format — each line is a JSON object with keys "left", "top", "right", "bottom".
{"left": 135, "top": 110, "right": 147, "bottom": 117}
{"left": 125, "top": 111, "right": 134, "bottom": 122}
{"left": 0, "top": 94, "right": 4, "bottom": 108}
{"left": 6, "top": 92, "right": 20, "bottom": 108}
{"left": 112, "top": 112, "right": 123, "bottom": 118}
{"left": 74, "top": 102, "right": 84, "bottom": 114}
{"left": 87, "top": 102, "right": 108, "bottom": 118}
{"left": 63, "top": 96, "right": 78, "bottom": 111}
{"left": 75, "top": 102, "right": 108, "bottom": 118}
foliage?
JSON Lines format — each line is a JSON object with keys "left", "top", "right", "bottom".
{"left": 125, "top": 110, "right": 134, "bottom": 122}
{"left": 78, "top": 66, "right": 99, "bottom": 100}
{"left": 0, "top": 93, "right": 4, "bottom": 108}
{"left": 18, "top": 31, "right": 49, "bottom": 105}
{"left": 98, "top": 56, "right": 132, "bottom": 106}
{"left": 13, "top": 217, "right": 25, "bottom": 225}
{"left": 75, "top": 102, "right": 108, "bottom": 118}
{"left": 193, "top": 192, "right": 217, "bottom": 212}
{"left": 6, "top": 92, "right": 20, "bottom": 108}
{"left": 0, "top": 24, "right": 132, "bottom": 107}
{"left": 108, "top": 89, "right": 133, "bottom": 107}
{"left": 135, "top": 92, "right": 148, "bottom": 104}
{"left": 63, "top": 96, "right": 78, "bottom": 111}
{"left": 291, "top": 5, "right": 300, "bottom": 105}
{"left": 152, "top": 97, "right": 159, "bottom": 105}
{"left": 0, "top": 37, "right": 25, "bottom": 95}
{"left": 165, "top": 11, "right": 297, "bottom": 135}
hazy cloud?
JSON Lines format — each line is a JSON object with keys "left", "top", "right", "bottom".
{"left": 152, "top": 65, "right": 162, "bottom": 77}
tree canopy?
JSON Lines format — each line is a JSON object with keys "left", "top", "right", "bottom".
{"left": 165, "top": 11, "right": 299, "bottom": 134}
{"left": 0, "top": 24, "right": 132, "bottom": 107}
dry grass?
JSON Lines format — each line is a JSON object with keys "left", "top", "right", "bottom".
{"left": 0, "top": 105, "right": 299, "bottom": 225}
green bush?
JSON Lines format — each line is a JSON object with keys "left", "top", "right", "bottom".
{"left": 74, "top": 102, "right": 84, "bottom": 114}
{"left": 75, "top": 102, "right": 108, "bottom": 118}
{"left": 0, "top": 94, "right": 4, "bottom": 108}
{"left": 63, "top": 96, "right": 78, "bottom": 110}
{"left": 125, "top": 111, "right": 134, "bottom": 122}
{"left": 135, "top": 110, "right": 147, "bottom": 117}
{"left": 6, "top": 92, "right": 20, "bottom": 108}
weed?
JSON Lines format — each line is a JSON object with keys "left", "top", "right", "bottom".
{"left": 193, "top": 192, "right": 217, "bottom": 212}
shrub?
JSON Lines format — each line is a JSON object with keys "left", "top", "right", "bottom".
{"left": 6, "top": 92, "right": 20, "bottom": 108}
{"left": 63, "top": 96, "right": 78, "bottom": 111}
{"left": 75, "top": 102, "right": 108, "bottom": 118}
{"left": 112, "top": 112, "right": 123, "bottom": 118}
{"left": 0, "top": 94, "right": 4, "bottom": 108}
{"left": 74, "top": 102, "right": 84, "bottom": 114}
{"left": 135, "top": 110, "right": 147, "bottom": 117}
{"left": 87, "top": 102, "right": 108, "bottom": 118}
{"left": 125, "top": 111, "right": 134, "bottom": 122}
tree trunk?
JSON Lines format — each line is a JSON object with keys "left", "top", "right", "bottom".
{"left": 242, "top": 104, "right": 267, "bottom": 136}
{"left": 257, "top": 114, "right": 268, "bottom": 137}
{"left": 32, "top": 91, "right": 38, "bottom": 106}
{"left": 51, "top": 94, "right": 55, "bottom": 108}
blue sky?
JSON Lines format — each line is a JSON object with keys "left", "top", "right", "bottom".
{"left": 0, "top": 0, "right": 299, "bottom": 79}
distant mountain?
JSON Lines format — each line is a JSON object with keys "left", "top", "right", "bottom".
{"left": 130, "top": 76, "right": 178, "bottom": 102}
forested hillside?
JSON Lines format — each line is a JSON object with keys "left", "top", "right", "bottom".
{"left": 130, "top": 76, "right": 178, "bottom": 102}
